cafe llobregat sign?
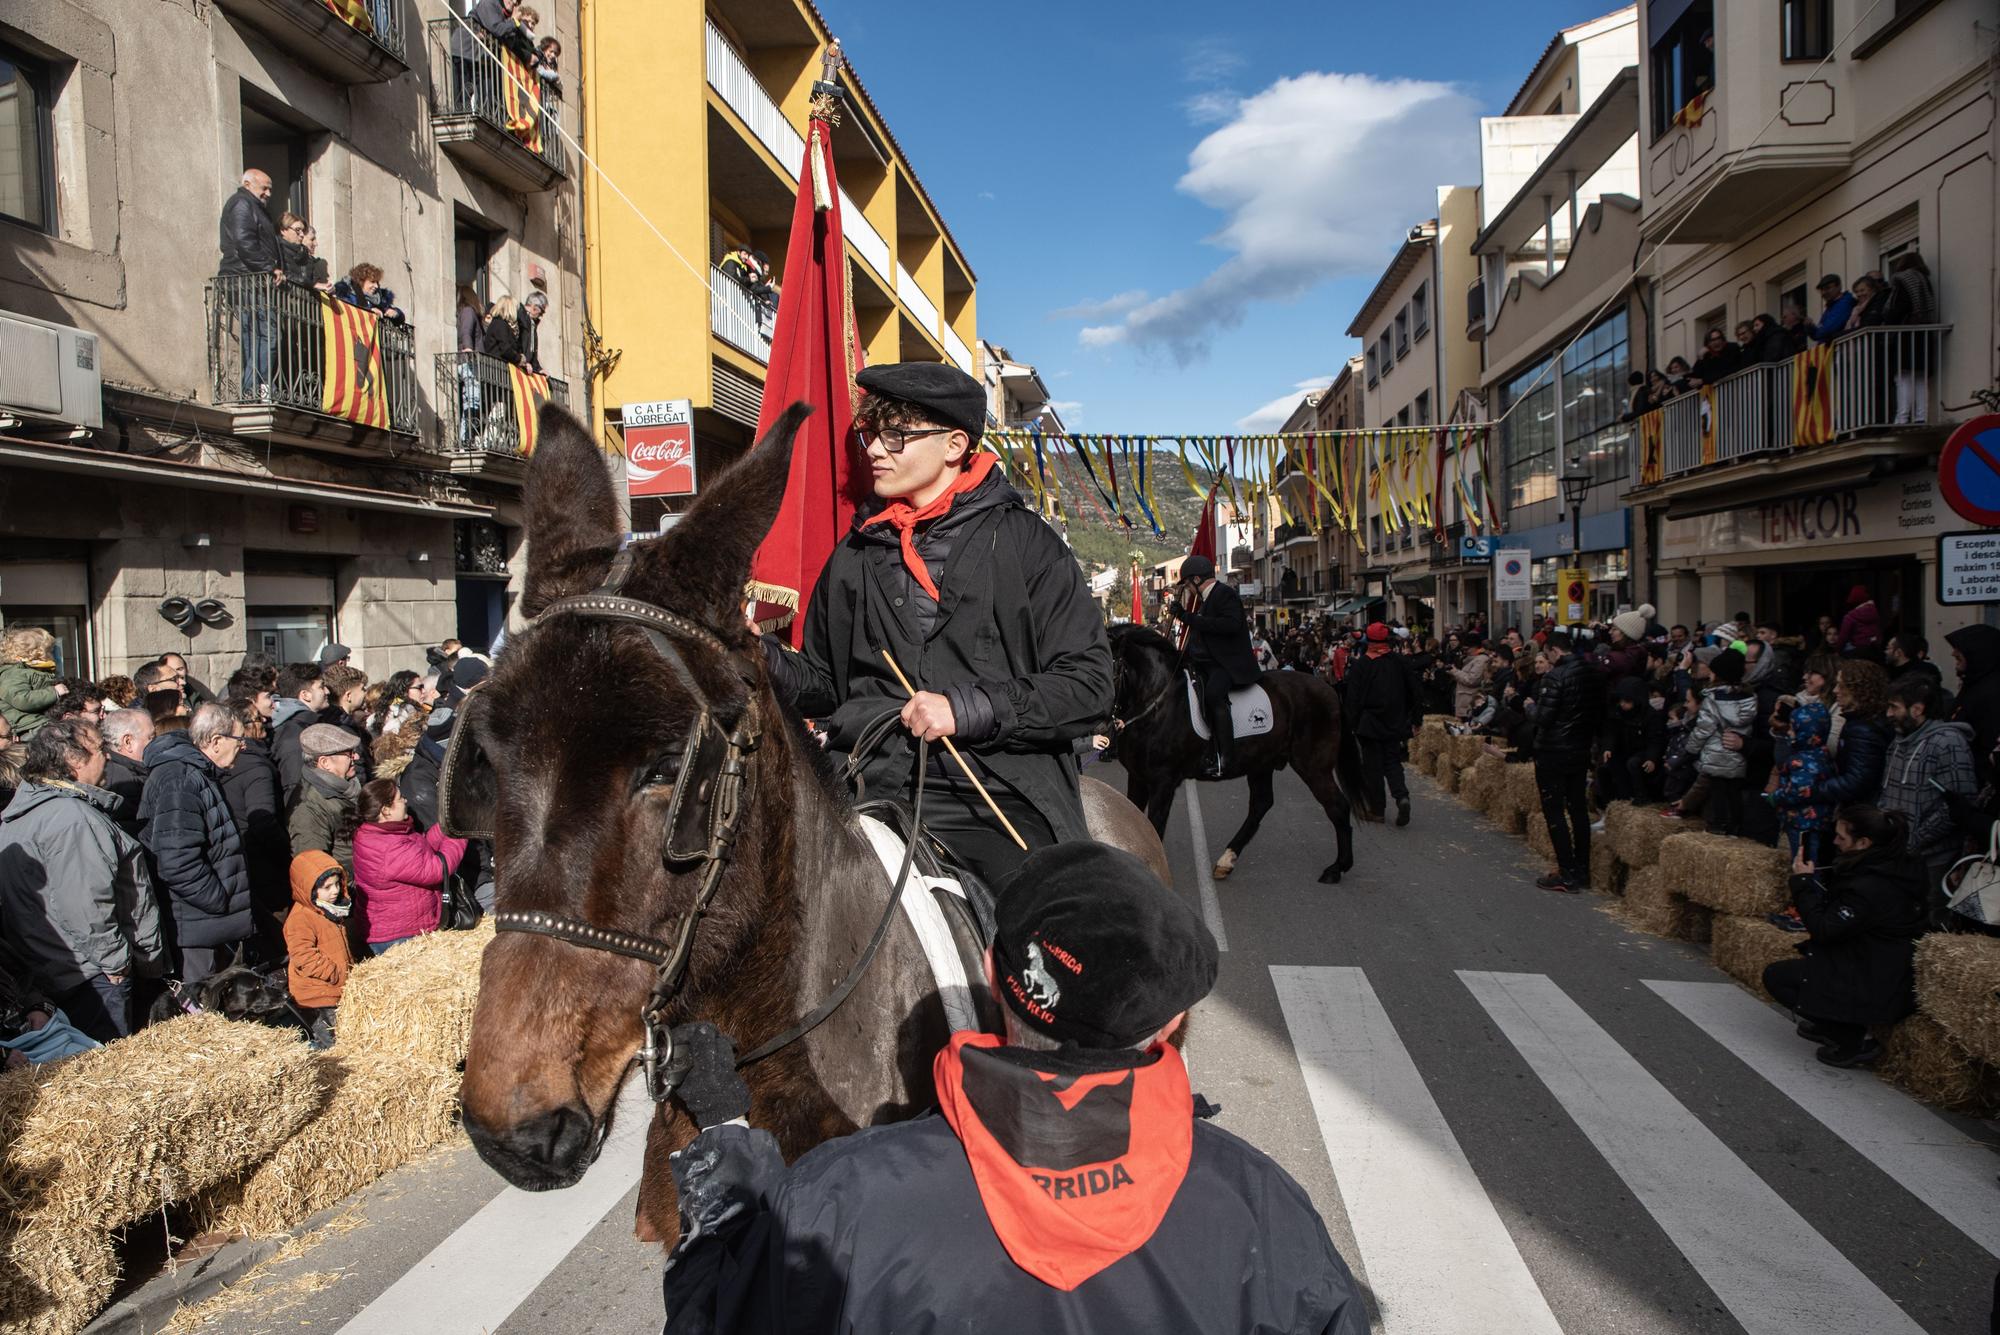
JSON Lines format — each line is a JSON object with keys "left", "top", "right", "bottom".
{"left": 1658, "top": 475, "right": 1940, "bottom": 563}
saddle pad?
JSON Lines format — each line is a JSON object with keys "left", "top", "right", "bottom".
{"left": 857, "top": 815, "right": 980, "bottom": 1034}
{"left": 1186, "top": 675, "right": 1276, "bottom": 741}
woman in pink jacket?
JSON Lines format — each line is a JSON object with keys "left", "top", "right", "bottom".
{"left": 351, "top": 777, "right": 468, "bottom": 954}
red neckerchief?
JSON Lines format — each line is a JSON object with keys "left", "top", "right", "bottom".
{"left": 934, "top": 1031, "right": 1193, "bottom": 1291}
{"left": 858, "top": 453, "right": 999, "bottom": 601}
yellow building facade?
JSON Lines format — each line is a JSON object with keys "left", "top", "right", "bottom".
{"left": 581, "top": 0, "right": 977, "bottom": 518}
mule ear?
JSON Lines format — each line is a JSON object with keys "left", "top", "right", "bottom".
{"left": 520, "top": 404, "right": 621, "bottom": 617}
{"left": 630, "top": 402, "right": 812, "bottom": 627}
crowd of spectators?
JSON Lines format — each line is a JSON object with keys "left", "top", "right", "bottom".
{"left": 0, "top": 639, "right": 490, "bottom": 1067}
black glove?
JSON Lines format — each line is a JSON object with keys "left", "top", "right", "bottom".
{"left": 664, "top": 1021, "right": 752, "bottom": 1129}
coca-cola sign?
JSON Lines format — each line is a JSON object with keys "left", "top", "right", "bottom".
{"left": 623, "top": 399, "right": 697, "bottom": 498}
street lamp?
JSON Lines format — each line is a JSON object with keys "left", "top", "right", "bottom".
{"left": 1559, "top": 455, "right": 1591, "bottom": 560}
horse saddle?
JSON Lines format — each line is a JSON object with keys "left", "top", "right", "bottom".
{"left": 855, "top": 811, "right": 996, "bottom": 1037}
{"left": 1185, "top": 673, "right": 1275, "bottom": 741}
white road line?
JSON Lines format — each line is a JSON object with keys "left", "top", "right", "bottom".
{"left": 1460, "top": 970, "right": 1926, "bottom": 1335}
{"left": 1648, "top": 979, "right": 2000, "bottom": 1259}
{"left": 1182, "top": 783, "right": 1229, "bottom": 952}
{"left": 337, "top": 1077, "right": 653, "bottom": 1335}
{"left": 1271, "top": 966, "right": 1562, "bottom": 1335}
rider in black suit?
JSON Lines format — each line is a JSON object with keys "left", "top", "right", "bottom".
{"left": 1164, "top": 555, "right": 1259, "bottom": 778}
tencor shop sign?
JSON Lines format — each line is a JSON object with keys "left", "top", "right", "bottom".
{"left": 623, "top": 399, "right": 697, "bottom": 499}
{"left": 1659, "top": 476, "right": 1940, "bottom": 562}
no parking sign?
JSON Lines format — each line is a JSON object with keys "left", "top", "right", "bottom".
{"left": 1939, "top": 414, "right": 2000, "bottom": 528}
{"left": 1494, "top": 548, "right": 1531, "bottom": 601}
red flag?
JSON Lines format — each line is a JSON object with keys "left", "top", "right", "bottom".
{"left": 1188, "top": 486, "right": 1218, "bottom": 562}
{"left": 746, "top": 95, "right": 869, "bottom": 645}
{"left": 1130, "top": 560, "right": 1143, "bottom": 624}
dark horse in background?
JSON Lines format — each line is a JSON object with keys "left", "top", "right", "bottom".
{"left": 1109, "top": 624, "right": 1370, "bottom": 884}
{"left": 457, "top": 404, "right": 1168, "bottom": 1245}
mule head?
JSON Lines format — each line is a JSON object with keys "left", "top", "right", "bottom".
{"left": 460, "top": 401, "right": 809, "bottom": 1190}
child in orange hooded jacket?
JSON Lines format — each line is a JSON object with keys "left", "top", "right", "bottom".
{"left": 285, "top": 850, "right": 354, "bottom": 1047}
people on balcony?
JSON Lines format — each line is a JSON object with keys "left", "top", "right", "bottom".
{"left": 1887, "top": 254, "right": 1938, "bottom": 425}
{"left": 278, "top": 214, "right": 333, "bottom": 292}
{"left": 1663, "top": 357, "right": 1693, "bottom": 395}
{"left": 1845, "top": 274, "right": 1893, "bottom": 332}
{"left": 720, "top": 246, "right": 779, "bottom": 339}
{"left": 1748, "top": 313, "right": 1798, "bottom": 365}
{"left": 1811, "top": 274, "right": 1855, "bottom": 344}
{"left": 218, "top": 168, "right": 285, "bottom": 400}
{"left": 1687, "top": 328, "right": 1742, "bottom": 389}
{"left": 481, "top": 294, "right": 543, "bottom": 373}
{"left": 508, "top": 5, "right": 544, "bottom": 63}
{"left": 534, "top": 35, "right": 563, "bottom": 96}
{"left": 332, "top": 263, "right": 406, "bottom": 325}
{"left": 1777, "top": 305, "right": 1812, "bottom": 356}
{"left": 451, "top": 0, "right": 525, "bottom": 116}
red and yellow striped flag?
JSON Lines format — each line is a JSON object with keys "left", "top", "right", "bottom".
{"left": 320, "top": 0, "right": 374, "bottom": 32}
{"left": 1791, "top": 344, "right": 1834, "bottom": 447}
{"left": 508, "top": 364, "right": 551, "bottom": 456}
{"left": 1638, "top": 408, "right": 1665, "bottom": 485}
{"left": 320, "top": 295, "right": 390, "bottom": 429}
{"left": 1698, "top": 385, "right": 1718, "bottom": 466}
{"left": 502, "top": 47, "right": 543, "bottom": 153}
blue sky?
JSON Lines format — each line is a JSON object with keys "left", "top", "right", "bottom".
{"left": 817, "top": 0, "right": 1609, "bottom": 433}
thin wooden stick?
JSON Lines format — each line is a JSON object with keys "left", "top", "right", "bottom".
{"left": 879, "top": 648, "right": 1028, "bottom": 851}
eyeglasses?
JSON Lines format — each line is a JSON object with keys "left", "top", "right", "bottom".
{"left": 857, "top": 427, "right": 951, "bottom": 454}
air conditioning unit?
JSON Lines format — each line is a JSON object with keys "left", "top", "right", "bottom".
{"left": 0, "top": 310, "right": 103, "bottom": 430}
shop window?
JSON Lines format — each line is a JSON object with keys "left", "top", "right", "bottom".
{"left": 246, "top": 607, "right": 332, "bottom": 665}
{"left": 1650, "top": 0, "right": 1715, "bottom": 138}
{"left": 1781, "top": 0, "right": 1832, "bottom": 60}
{"left": 0, "top": 607, "right": 86, "bottom": 677}
{"left": 0, "top": 42, "right": 56, "bottom": 233}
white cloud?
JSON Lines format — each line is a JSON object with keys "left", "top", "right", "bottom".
{"left": 1045, "top": 399, "right": 1085, "bottom": 424}
{"left": 1075, "top": 71, "right": 1480, "bottom": 365}
{"left": 1234, "top": 376, "right": 1335, "bottom": 433}
{"left": 1050, "top": 290, "right": 1151, "bottom": 322}
{"left": 1184, "top": 90, "right": 1241, "bottom": 125}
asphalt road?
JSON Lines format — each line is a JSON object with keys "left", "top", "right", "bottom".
{"left": 171, "top": 764, "right": 2000, "bottom": 1335}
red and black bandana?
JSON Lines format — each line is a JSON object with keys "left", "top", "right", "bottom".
{"left": 934, "top": 1032, "right": 1193, "bottom": 1291}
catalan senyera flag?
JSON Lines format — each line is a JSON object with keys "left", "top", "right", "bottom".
{"left": 321, "top": 0, "right": 374, "bottom": 33}
{"left": 1792, "top": 344, "right": 1835, "bottom": 447}
{"left": 1672, "top": 90, "right": 1709, "bottom": 131}
{"left": 1698, "top": 385, "right": 1719, "bottom": 466}
{"left": 507, "top": 364, "right": 552, "bottom": 455}
{"left": 319, "top": 296, "right": 390, "bottom": 429}
{"left": 1638, "top": 408, "right": 1665, "bottom": 485}
{"left": 500, "top": 46, "right": 543, "bottom": 153}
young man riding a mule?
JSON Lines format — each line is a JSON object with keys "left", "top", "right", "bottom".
{"left": 763, "top": 362, "right": 1111, "bottom": 889}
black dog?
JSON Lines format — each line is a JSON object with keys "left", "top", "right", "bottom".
{"left": 146, "top": 964, "right": 305, "bottom": 1033}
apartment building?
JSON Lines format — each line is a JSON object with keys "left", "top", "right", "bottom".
{"left": 1630, "top": 0, "right": 1996, "bottom": 668}
{"left": 1260, "top": 393, "right": 1328, "bottom": 628}
{"left": 1473, "top": 5, "right": 1645, "bottom": 623}
{"left": 1310, "top": 357, "right": 1372, "bottom": 626}
{"left": 1347, "top": 188, "right": 1483, "bottom": 628}
{"left": 1, "top": 0, "right": 582, "bottom": 678}
{"left": 584, "top": 0, "right": 977, "bottom": 528}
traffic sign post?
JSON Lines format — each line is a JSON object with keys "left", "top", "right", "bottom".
{"left": 1938, "top": 414, "right": 2000, "bottom": 529}
{"left": 1556, "top": 567, "right": 1590, "bottom": 627}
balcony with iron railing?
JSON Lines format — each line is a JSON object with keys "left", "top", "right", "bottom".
{"left": 432, "top": 351, "right": 570, "bottom": 478}
{"left": 206, "top": 274, "right": 419, "bottom": 452}
{"left": 1465, "top": 279, "right": 1486, "bottom": 338}
{"left": 213, "top": 0, "right": 406, "bottom": 83}
{"left": 710, "top": 265, "right": 774, "bottom": 364}
{"left": 427, "top": 19, "right": 567, "bottom": 193}
{"left": 1643, "top": 325, "right": 1950, "bottom": 489}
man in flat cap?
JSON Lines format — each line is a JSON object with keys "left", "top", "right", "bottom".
{"left": 289, "top": 722, "right": 362, "bottom": 874}
{"left": 658, "top": 841, "right": 1365, "bottom": 1333}
{"left": 764, "top": 362, "right": 1111, "bottom": 888}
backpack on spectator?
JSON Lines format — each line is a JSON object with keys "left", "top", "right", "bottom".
{"left": 1944, "top": 821, "right": 2000, "bottom": 929}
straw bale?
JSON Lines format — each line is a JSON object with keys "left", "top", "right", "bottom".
{"left": 1435, "top": 758, "right": 1461, "bottom": 794}
{"left": 1912, "top": 934, "right": 2000, "bottom": 1069}
{"left": 1604, "top": 801, "right": 1671, "bottom": 869}
{"left": 1525, "top": 812, "right": 1553, "bottom": 861}
{"left": 1460, "top": 756, "right": 1499, "bottom": 811}
{"left": 1412, "top": 724, "right": 1444, "bottom": 769}
{"left": 1877, "top": 1014, "right": 2000, "bottom": 1118}
{"left": 1589, "top": 841, "right": 1626, "bottom": 896}
{"left": 1708, "top": 915, "right": 1800, "bottom": 998}
{"left": 334, "top": 919, "right": 495, "bottom": 1072}
{"left": 1658, "top": 831, "right": 1791, "bottom": 917}
{"left": 0, "top": 1013, "right": 319, "bottom": 1233}
{"left": 1621, "top": 866, "right": 1709, "bottom": 942}
{"left": 1447, "top": 733, "right": 1485, "bottom": 770}
{"left": 1485, "top": 785, "right": 1527, "bottom": 836}
{"left": 197, "top": 1054, "right": 463, "bottom": 1239}
{"left": 1502, "top": 762, "right": 1540, "bottom": 818}
{"left": 0, "top": 1226, "right": 115, "bottom": 1335}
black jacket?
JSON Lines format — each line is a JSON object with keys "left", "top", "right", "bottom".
{"left": 271, "top": 698, "right": 315, "bottom": 807}
{"left": 400, "top": 732, "right": 446, "bottom": 830}
{"left": 453, "top": 0, "right": 519, "bottom": 59}
{"left": 1343, "top": 648, "right": 1418, "bottom": 742}
{"left": 1787, "top": 846, "right": 1927, "bottom": 1024}
{"left": 1601, "top": 679, "right": 1666, "bottom": 765}
{"left": 1533, "top": 654, "right": 1605, "bottom": 761}
{"left": 1817, "top": 713, "right": 1889, "bottom": 806}
{"left": 483, "top": 312, "right": 526, "bottom": 366}
{"left": 766, "top": 472, "right": 1111, "bottom": 843}
{"left": 101, "top": 751, "right": 148, "bottom": 838}
{"left": 1167, "top": 581, "right": 1258, "bottom": 686}
{"left": 136, "top": 731, "right": 253, "bottom": 951}
{"left": 218, "top": 187, "right": 281, "bottom": 277}
{"left": 1947, "top": 624, "right": 2000, "bottom": 785}
{"left": 221, "top": 737, "right": 290, "bottom": 915}
{"left": 661, "top": 1112, "right": 1364, "bottom": 1334}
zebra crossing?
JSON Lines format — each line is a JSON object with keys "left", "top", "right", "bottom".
{"left": 1271, "top": 965, "right": 1999, "bottom": 1335}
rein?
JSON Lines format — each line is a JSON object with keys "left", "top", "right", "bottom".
{"left": 490, "top": 554, "right": 924, "bottom": 1103}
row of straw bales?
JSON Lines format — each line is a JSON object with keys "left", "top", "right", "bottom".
{"left": 1414, "top": 718, "right": 2000, "bottom": 1120}
{"left": 0, "top": 921, "right": 495, "bottom": 1333}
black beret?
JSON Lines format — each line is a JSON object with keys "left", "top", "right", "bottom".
{"left": 855, "top": 362, "right": 987, "bottom": 438}
{"left": 993, "top": 842, "right": 1218, "bottom": 1048}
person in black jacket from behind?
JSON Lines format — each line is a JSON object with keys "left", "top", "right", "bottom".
{"left": 1165, "top": 554, "right": 1258, "bottom": 779}
{"left": 218, "top": 701, "right": 290, "bottom": 958}
{"left": 657, "top": 843, "right": 1366, "bottom": 1335}
{"left": 1764, "top": 805, "right": 1927, "bottom": 1068}
{"left": 1345, "top": 621, "right": 1419, "bottom": 826}
{"left": 1948, "top": 624, "right": 2000, "bottom": 786}
{"left": 1532, "top": 630, "right": 1606, "bottom": 892}
{"left": 1596, "top": 677, "right": 1665, "bottom": 805}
